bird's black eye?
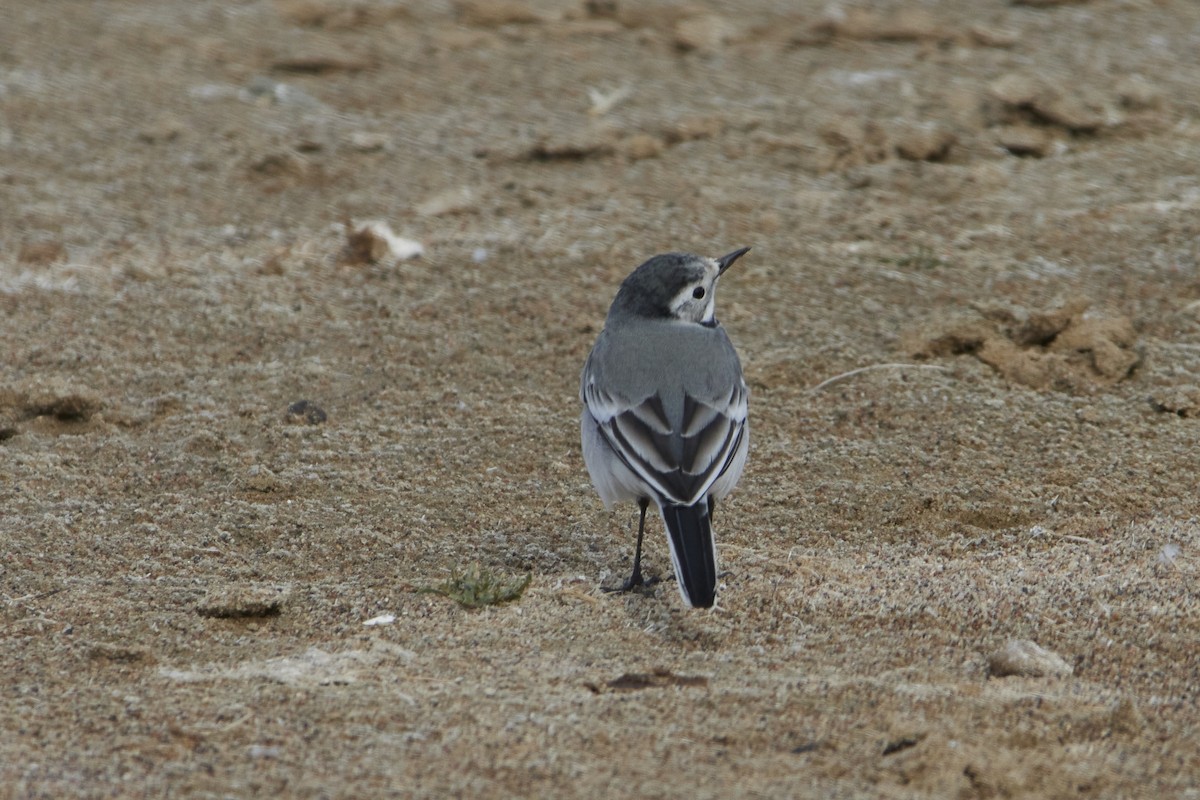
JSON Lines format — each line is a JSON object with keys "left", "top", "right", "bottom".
{"left": 692, "top": 286, "right": 706, "bottom": 299}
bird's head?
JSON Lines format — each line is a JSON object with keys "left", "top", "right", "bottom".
{"left": 609, "top": 247, "right": 750, "bottom": 325}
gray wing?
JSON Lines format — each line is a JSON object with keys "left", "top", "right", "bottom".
{"left": 583, "top": 373, "right": 748, "bottom": 507}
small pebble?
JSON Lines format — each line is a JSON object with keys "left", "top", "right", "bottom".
{"left": 1114, "top": 75, "right": 1161, "bottom": 110}
{"left": 243, "top": 465, "right": 285, "bottom": 494}
{"left": 346, "top": 131, "right": 390, "bottom": 152}
{"left": 994, "top": 125, "right": 1054, "bottom": 158}
{"left": 341, "top": 221, "right": 423, "bottom": 264}
{"left": 417, "top": 187, "right": 476, "bottom": 217}
{"left": 621, "top": 133, "right": 664, "bottom": 161}
{"left": 987, "top": 639, "right": 1073, "bottom": 678}
{"left": 286, "top": 400, "right": 328, "bottom": 425}
{"left": 893, "top": 122, "right": 956, "bottom": 162}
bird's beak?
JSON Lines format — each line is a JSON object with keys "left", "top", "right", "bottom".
{"left": 716, "top": 246, "right": 751, "bottom": 276}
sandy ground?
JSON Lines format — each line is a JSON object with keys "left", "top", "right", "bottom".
{"left": 3, "top": 0, "right": 1200, "bottom": 797}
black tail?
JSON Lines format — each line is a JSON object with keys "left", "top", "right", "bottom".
{"left": 660, "top": 502, "right": 718, "bottom": 608}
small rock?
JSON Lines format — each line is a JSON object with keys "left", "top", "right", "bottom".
{"left": 197, "top": 585, "right": 288, "bottom": 618}
{"left": 1148, "top": 386, "right": 1200, "bottom": 418}
{"left": 527, "top": 130, "right": 615, "bottom": 161}
{"left": 345, "top": 131, "right": 390, "bottom": 151}
{"left": 1115, "top": 75, "right": 1162, "bottom": 110}
{"left": 893, "top": 122, "right": 956, "bottom": 162}
{"left": 994, "top": 124, "right": 1054, "bottom": 158}
{"left": 285, "top": 399, "right": 327, "bottom": 425}
{"left": 987, "top": 639, "right": 1073, "bottom": 678}
{"left": 1034, "top": 89, "right": 1110, "bottom": 133}
{"left": 674, "top": 14, "right": 736, "bottom": 52}
{"left": 137, "top": 114, "right": 184, "bottom": 143}
{"left": 813, "top": 8, "right": 944, "bottom": 42}
{"left": 243, "top": 465, "right": 286, "bottom": 494}
{"left": 417, "top": 187, "right": 477, "bottom": 217}
{"left": 620, "top": 133, "right": 664, "bottom": 160}
{"left": 341, "top": 221, "right": 423, "bottom": 264}
{"left": 989, "top": 72, "right": 1042, "bottom": 107}
{"left": 247, "top": 150, "right": 310, "bottom": 179}
{"left": 989, "top": 72, "right": 1110, "bottom": 133}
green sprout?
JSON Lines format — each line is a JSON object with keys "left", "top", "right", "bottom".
{"left": 420, "top": 565, "right": 532, "bottom": 609}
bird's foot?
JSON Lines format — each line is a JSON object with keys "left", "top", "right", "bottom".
{"left": 602, "top": 570, "right": 661, "bottom": 594}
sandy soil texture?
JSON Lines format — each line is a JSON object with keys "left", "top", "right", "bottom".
{"left": 3, "top": 0, "right": 1200, "bottom": 797}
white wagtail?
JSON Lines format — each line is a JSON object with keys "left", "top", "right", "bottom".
{"left": 580, "top": 248, "right": 751, "bottom": 608}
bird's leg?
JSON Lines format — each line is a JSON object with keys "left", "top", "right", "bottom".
{"left": 604, "top": 497, "right": 659, "bottom": 593}
{"left": 628, "top": 497, "right": 649, "bottom": 587}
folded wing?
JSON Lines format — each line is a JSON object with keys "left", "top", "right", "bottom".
{"left": 584, "top": 380, "right": 747, "bottom": 507}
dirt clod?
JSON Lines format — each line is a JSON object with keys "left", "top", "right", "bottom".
{"left": 197, "top": 586, "right": 289, "bottom": 619}
{"left": 17, "top": 241, "right": 66, "bottom": 265}
{"left": 605, "top": 667, "right": 709, "bottom": 691}
{"left": 907, "top": 300, "right": 1139, "bottom": 391}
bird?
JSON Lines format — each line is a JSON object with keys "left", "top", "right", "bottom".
{"left": 580, "top": 247, "right": 751, "bottom": 608}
